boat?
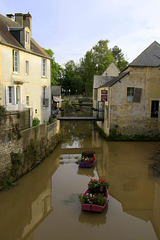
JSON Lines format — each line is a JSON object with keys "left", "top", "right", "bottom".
{"left": 79, "top": 159, "right": 96, "bottom": 168}
{"left": 80, "top": 188, "right": 109, "bottom": 212}
{"left": 78, "top": 151, "right": 96, "bottom": 168}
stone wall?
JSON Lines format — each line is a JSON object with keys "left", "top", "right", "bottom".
{"left": 0, "top": 120, "right": 60, "bottom": 189}
{"left": 103, "top": 67, "right": 160, "bottom": 136}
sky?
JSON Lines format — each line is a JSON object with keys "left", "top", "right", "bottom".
{"left": 1, "top": 0, "right": 160, "bottom": 66}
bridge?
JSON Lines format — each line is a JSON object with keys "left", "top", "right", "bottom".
{"left": 56, "top": 116, "right": 104, "bottom": 121}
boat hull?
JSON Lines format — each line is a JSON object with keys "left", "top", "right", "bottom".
{"left": 79, "top": 160, "right": 96, "bottom": 168}
{"left": 81, "top": 188, "right": 109, "bottom": 212}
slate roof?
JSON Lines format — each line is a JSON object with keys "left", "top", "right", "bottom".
{"left": 93, "top": 75, "right": 114, "bottom": 89}
{"left": 129, "top": 41, "right": 160, "bottom": 67}
{"left": 101, "top": 71, "right": 130, "bottom": 88}
{"left": 52, "top": 86, "right": 61, "bottom": 96}
{"left": 0, "top": 13, "right": 50, "bottom": 58}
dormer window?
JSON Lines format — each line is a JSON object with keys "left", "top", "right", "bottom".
{"left": 26, "top": 31, "right": 29, "bottom": 44}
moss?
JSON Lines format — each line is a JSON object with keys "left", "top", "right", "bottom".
{"left": 95, "top": 123, "right": 160, "bottom": 141}
{"left": 0, "top": 106, "right": 6, "bottom": 125}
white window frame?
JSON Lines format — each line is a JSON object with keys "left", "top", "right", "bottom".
{"left": 8, "top": 86, "right": 15, "bottom": 104}
{"left": 26, "top": 31, "right": 29, "bottom": 44}
{"left": 42, "top": 58, "right": 47, "bottom": 77}
{"left": 13, "top": 50, "right": 19, "bottom": 73}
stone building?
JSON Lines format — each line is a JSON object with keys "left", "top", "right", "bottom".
{"left": 93, "top": 62, "right": 120, "bottom": 112}
{"left": 96, "top": 41, "right": 160, "bottom": 135}
{"left": 0, "top": 13, "right": 51, "bottom": 123}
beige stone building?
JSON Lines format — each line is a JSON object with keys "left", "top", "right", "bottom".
{"left": 93, "top": 62, "right": 120, "bottom": 112}
{"left": 95, "top": 41, "right": 160, "bottom": 135}
{"left": 0, "top": 13, "right": 51, "bottom": 123}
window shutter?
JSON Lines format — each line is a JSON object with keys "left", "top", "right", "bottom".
{"left": 13, "top": 50, "right": 14, "bottom": 71}
{"left": 133, "top": 88, "right": 142, "bottom": 103}
{"left": 13, "top": 86, "right": 16, "bottom": 104}
{"left": 5, "top": 86, "right": 8, "bottom": 105}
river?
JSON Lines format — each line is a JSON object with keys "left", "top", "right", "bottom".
{"left": 0, "top": 121, "right": 160, "bottom": 240}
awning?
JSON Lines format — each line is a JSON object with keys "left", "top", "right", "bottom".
{"left": 53, "top": 96, "right": 63, "bottom": 102}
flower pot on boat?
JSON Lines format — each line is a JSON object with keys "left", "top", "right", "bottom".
{"left": 79, "top": 188, "right": 109, "bottom": 212}
{"left": 78, "top": 151, "right": 96, "bottom": 168}
{"left": 79, "top": 178, "right": 109, "bottom": 212}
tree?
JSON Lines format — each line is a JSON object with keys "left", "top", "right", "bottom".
{"left": 83, "top": 50, "right": 96, "bottom": 95}
{"left": 111, "top": 46, "right": 128, "bottom": 71}
{"left": 61, "top": 60, "right": 84, "bottom": 94}
{"left": 92, "top": 40, "right": 115, "bottom": 75}
{"left": 43, "top": 48, "right": 63, "bottom": 85}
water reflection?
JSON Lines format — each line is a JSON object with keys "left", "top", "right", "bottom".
{"left": 0, "top": 149, "right": 60, "bottom": 240}
{"left": 0, "top": 121, "right": 160, "bottom": 240}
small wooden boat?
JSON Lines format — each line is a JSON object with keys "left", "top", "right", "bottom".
{"left": 79, "top": 159, "right": 96, "bottom": 168}
{"left": 81, "top": 188, "right": 109, "bottom": 212}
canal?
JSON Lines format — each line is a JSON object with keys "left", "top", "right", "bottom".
{"left": 0, "top": 121, "right": 160, "bottom": 240}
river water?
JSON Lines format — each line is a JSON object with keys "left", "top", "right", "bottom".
{"left": 0, "top": 121, "right": 160, "bottom": 240}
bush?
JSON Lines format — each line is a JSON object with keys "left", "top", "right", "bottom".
{"left": 0, "top": 106, "right": 6, "bottom": 125}
{"left": 32, "top": 117, "right": 40, "bottom": 127}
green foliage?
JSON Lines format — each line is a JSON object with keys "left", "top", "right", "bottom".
{"left": 111, "top": 45, "right": 128, "bottom": 71}
{"left": 43, "top": 40, "right": 128, "bottom": 95}
{"left": 61, "top": 60, "right": 84, "bottom": 95}
{"left": 0, "top": 105, "right": 6, "bottom": 125}
{"left": 43, "top": 48, "right": 63, "bottom": 85}
{"left": 3, "top": 178, "right": 15, "bottom": 190}
{"left": 32, "top": 117, "right": 40, "bottom": 127}
{"left": 88, "top": 179, "right": 109, "bottom": 192}
{"left": 79, "top": 192, "right": 107, "bottom": 206}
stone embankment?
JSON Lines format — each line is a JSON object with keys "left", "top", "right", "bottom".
{"left": 0, "top": 120, "right": 61, "bottom": 190}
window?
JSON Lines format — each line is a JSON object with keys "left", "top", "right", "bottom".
{"left": 151, "top": 101, "right": 159, "bottom": 118}
{"left": 127, "top": 87, "right": 134, "bottom": 102}
{"left": 26, "top": 31, "right": 29, "bottom": 44}
{"left": 13, "top": 50, "right": 19, "bottom": 72}
{"left": 42, "top": 86, "right": 49, "bottom": 107}
{"left": 42, "top": 58, "right": 47, "bottom": 77}
{"left": 26, "top": 95, "right": 30, "bottom": 106}
{"left": 127, "top": 87, "right": 142, "bottom": 103}
{"left": 8, "top": 86, "right": 14, "bottom": 104}
{"left": 25, "top": 61, "right": 29, "bottom": 75}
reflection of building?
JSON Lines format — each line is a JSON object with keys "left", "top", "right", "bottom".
{"left": 0, "top": 153, "right": 60, "bottom": 240}
{"left": 93, "top": 131, "right": 160, "bottom": 239}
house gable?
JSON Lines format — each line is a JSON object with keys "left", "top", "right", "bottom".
{"left": 102, "top": 62, "right": 120, "bottom": 77}
{"left": 130, "top": 41, "right": 160, "bottom": 67}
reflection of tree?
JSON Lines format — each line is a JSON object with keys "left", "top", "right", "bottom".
{"left": 77, "top": 166, "right": 96, "bottom": 177}
{"left": 61, "top": 121, "right": 94, "bottom": 148}
{"left": 78, "top": 205, "right": 108, "bottom": 226}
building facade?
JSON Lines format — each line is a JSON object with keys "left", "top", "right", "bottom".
{"left": 0, "top": 13, "right": 51, "bottom": 123}
{"left": 96, "top": 41, "right": 160, "bottom": 135}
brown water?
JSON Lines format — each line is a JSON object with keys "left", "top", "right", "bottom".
{"left": 0, "top": 121, "right": 160, "bottom": 240}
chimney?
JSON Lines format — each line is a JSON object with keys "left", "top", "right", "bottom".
{"left": 23, "top": 13, "right": 32, "bottom": 36}
{"left": 6, "top": 14, "right": 14, "bottom": 21}
{"left": 15, "top": 13, "right": 23, "bottom": 26}
{"left": 14, "top": 12, "right": 32, "bottom": 36}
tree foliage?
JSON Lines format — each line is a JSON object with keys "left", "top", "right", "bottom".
{"left": 43, "top": 48, "right": 63, "bottom": 85}
{"left": 111, "top": 45, "right": 128, "bottom": 71}
{"left": 44, "top": 40, "right": 128, "bottom": 95}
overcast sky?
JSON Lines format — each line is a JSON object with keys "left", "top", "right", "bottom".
{"left": 1, "top": 0, "right": 160, "bottom": 66}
